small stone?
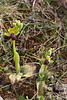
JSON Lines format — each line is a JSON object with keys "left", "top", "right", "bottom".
{"left": 50, "top": 75, "right": 54, "bottom": 81}
{"left": 0, "top": 96, "right": 4, "bottom": 100}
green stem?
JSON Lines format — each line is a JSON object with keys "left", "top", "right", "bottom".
{"left": 37, "top": 64, "right": 48, "bottom": 97}
{"left": 12, "top": 40, "right": 20, "bottom": 74}
{"left": 13, "top": 40, "right": 16, "bottom": 53}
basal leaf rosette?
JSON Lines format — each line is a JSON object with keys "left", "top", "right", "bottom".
{"left": 9, "top": 73, "right": 23, "bottom": 84}
{"left": 4, "top": 20, "right": 23, "bottom": 37}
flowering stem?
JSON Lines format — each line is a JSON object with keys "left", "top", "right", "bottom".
{"left": 13, "top": 40, "right": 16, "bottom": 53}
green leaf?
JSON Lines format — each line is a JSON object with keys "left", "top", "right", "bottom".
{"left": 9, "top": 73, "right": 16, "bottom": 84}
{"left": 20, "top": 64, "right": 36, "bottom": 78}
{"left": 41, "top": 71, "right": 48, "bottom": 81}
{"left": 37, "top": 81, "right": 45, "bottom": 96}
{"left": 39, "top": 64, "right": 46, "bottom": 77}
{"left": 9, "top": 73, "right": 22, "bottom": 84}
{"left": 14, "top": 51, "right": 20, "bottom": 73}
{"left": 19, "top": 96, "right": 25, "bottom": 100}
{"left": 16, "top": 73, "right": 22, "bottom": 82}
{"left": 13, "top": 40, "right": 20, "bottom": 74}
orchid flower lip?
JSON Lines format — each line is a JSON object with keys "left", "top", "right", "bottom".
{"left": 10, "top": 33, "right": 16, "bottom": 40}
{"left": 44, "top": 59, "right": 49, "bottom": 65}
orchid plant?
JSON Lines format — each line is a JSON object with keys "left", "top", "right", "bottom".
{"left": 37, "top": 48, "right": 54, "bottom": 99}
{"left": 4, "top": 20, "right": 39, "bottom": 84}
{"left": 4, "top": 20, "right": 23, "bottom": 84}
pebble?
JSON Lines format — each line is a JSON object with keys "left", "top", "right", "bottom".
{"left": 0, "top": 96, "right": 4, "bottom": 100}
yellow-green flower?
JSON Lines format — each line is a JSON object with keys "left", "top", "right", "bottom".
{"left": 4, "top": 20, "right": 23, "bottom": 36}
